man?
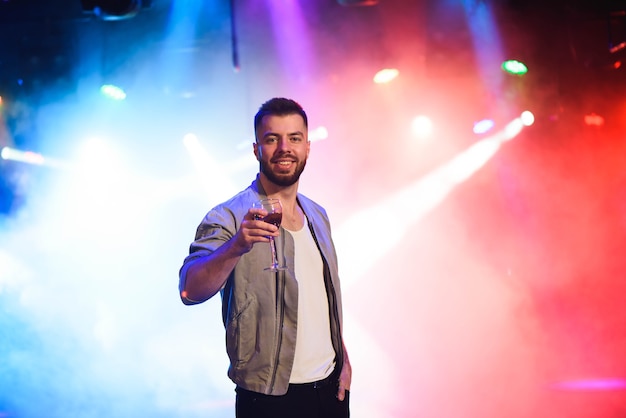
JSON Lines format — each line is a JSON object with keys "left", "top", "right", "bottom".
{"left": 179, "top": 97, "right": 351, "bottom": 417}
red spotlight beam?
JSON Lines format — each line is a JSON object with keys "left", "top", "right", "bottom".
{"left": 335, "top": 115, "right": 531, "bottom": 288}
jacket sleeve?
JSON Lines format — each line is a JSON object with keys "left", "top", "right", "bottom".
{"left": 178, "top": 206, "right": 238, "bottom": 296}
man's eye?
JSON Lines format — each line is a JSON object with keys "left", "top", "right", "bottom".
{"left": 290, "top": 137, "right": 302, "bottom": 142}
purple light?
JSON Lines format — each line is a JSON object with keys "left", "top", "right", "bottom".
{"left": 266, "top": 1, "right": 313, "bottom": 81}
{"left": 550, "top": 378, "right": 626, "bottom": 391}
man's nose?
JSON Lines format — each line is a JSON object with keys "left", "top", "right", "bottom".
{"left": 276, "top": 137, "right": 291, "bottom": 151}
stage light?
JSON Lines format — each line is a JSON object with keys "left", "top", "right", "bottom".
{"left": 502, "top": 59, "right": 528, "bottom": 76}
{"left": 520, "top": 110, "right": 535, "bottom": 126}
{"left": 1, "top": 146, "right": 45, "bottom": 165}
{"left": 373, "top": 68, "right": 399, "bottom": 84}
{"left": 100, "top": 84, "right": 127, "bottom": 100}
{"left": 1, "top": 146, "right": 70, "bottom": 169}
{"left": 336, "top": 115, "right": 528, "bottom": 288}
{"left": 81, "top": 0, "right": 144, "bottom": 21}
{"left": 584, "top": 113, "right": 604, "bottom": 127}
{"left": 182, "top": 133, "right": 198, "bottom": 148}
{"left": 411, "top": 115, "right": 434, "bottom": 139}
{"left": 609, "top": 41, "right": 626, "bottom": 54}
{"left": 473, "top": 119, "right": 495, "bottom": 134}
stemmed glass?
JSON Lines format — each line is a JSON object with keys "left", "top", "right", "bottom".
{"left": 252, "top": 198, "right": 287, "bottom": 271}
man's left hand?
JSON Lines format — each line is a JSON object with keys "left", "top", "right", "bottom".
{"left": 337, "top": 358, "right": 352, "bottom": 401}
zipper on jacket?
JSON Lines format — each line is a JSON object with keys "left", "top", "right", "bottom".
{"left": 306, "top": 220, "right": 344, "bottom": 369}
{"left": 269, "top": 266, "right": 286, "bottom": 392}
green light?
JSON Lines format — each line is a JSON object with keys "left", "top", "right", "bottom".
{"left": 502, "top": 60, "right": 528, "bottom": 76}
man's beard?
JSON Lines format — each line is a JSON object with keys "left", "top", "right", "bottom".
{"left": 260, "top": 158, "right": 307, "bottom": 187}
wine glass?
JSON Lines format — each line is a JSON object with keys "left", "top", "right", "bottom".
{"left": 252, "top": 198, "right": 287, "bottom": 271}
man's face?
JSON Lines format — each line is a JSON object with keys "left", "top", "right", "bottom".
{"left": 254, "top": 114, "right": 310, "bottom": 187}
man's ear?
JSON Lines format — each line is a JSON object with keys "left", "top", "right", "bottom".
{"left": 253, "top": 142, "right": 260, "bottom": 161}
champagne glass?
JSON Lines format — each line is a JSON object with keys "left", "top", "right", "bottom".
{"left": 252, "top": 198, "right": 287, "bottom": 271}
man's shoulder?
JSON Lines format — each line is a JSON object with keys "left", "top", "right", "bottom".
{"left": 297, "top": 192, "right": 320, "bottom": 207}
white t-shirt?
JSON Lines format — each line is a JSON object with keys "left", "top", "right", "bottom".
{"left": 286, "top": 219, "right": 336, "bottom": 383}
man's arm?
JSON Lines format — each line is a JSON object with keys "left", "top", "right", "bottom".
{"left": 180, "top": 208, "right": 278, "bottom": 305}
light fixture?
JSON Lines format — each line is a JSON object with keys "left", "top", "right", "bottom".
{"left": 373, "top": 68, "right": 399, "bottom": 84}
{"left": 80, "top": 0, "right": 145, "bottom": 21}
{"left": 501, "top": 59, "right": 528, "bottom": 76}
{"left": 100, "top": 84, "right": 127, "bottom": 100}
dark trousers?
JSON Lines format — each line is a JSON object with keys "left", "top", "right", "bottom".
{"left": 235, "top": 374, "right": 350, "bottom": 418}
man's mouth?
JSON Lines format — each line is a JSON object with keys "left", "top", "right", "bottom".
{"left": 274, "top": 160, "right": 295, "bottom": 168}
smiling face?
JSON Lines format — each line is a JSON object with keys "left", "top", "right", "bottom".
{"left": 254, "top": 113, "right": 310, "bottom": 188}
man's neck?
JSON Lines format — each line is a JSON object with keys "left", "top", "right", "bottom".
{"left": 259, "top": 174, "right": 299, "bottom": 204}
{"left": 258, "top": 174, "right": 304, "bottom": 230}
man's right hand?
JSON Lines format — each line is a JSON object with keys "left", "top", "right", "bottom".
{"left": 232, "top": 208, "right": 280, "bottom": 256}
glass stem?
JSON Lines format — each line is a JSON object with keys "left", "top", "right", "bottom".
{"left": 269, "top": 236, "right": 279, "bottom": 268}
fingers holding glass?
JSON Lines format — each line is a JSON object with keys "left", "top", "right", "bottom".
{"left": 251, "top": 198, "right": 286, "bottom": 271}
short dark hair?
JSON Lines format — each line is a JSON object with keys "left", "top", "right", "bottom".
{"left": 254, "top": 98, "right": 308, "bottom": 133}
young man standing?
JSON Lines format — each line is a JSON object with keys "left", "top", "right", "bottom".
{"left": 179, "top": 97, "right": 351, "bottom": 417}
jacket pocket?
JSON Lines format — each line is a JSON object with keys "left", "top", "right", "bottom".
{"left": 226, "top": 297, "right": 255, "bottom": 367}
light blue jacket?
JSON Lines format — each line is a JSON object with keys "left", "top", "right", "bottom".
{"left": 179, "top": 176, "right": 345, "bottom": 395}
